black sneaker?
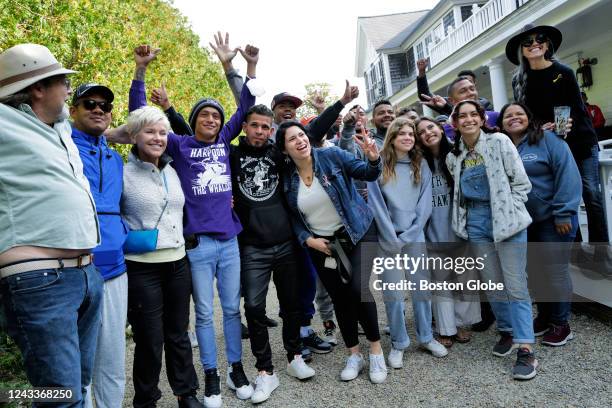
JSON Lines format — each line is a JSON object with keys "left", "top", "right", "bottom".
{"left": 264, "top": 315, "right": 279, "bottom": 327}
{"left": 512, "top": 347, "right": 538, "bottom": 380}
{"left": 226, "top": 362, "right": 253, "bottom": 400}
{"left": 203, "top": 368, "right": 221, "bottom": 407}
{"left": 302, "top": 331, "right": 332, "bottom": 354}
{"left": 178, "top": 393, "right": 204, "bottom": 408}
{"left": 492, "top": 332, "right": 518, "bottom": 357}
{"left": 241, "top": 322, "right": 249, "bottom": 339}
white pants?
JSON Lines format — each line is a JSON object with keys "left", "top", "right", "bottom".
{"left": 84, "top": 273, "right": 128, "bottom": 408}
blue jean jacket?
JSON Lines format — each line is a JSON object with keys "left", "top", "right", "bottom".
{"left": 283, "top": 147, "right": 382, "bottom": 246}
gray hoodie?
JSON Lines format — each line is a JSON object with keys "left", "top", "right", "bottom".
{"left": 368, "top": 156, "right": 433, "bottom": 252}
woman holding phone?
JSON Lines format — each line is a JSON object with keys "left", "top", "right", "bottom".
{"left": 276, "top": 120, "right": 388, "bottom": 384}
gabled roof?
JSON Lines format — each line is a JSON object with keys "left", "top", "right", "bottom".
{"left": 380, "top": 12, "right": 429, "bottom": 50}
{"left": 358, "top": 10, "right": 431, "bottom": 51}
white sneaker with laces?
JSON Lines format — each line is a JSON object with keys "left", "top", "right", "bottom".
{"left": 286, "top": 355, "right": 315, "bottom": 380}
{"left": 340, "top": 353, "right": 364, "bottom": 381}
{"left": 369, "top": 353, "right": 388, "bottom": 383}
{"left": 387, "top": 347, "right": 404, "bottom": 369}
{"left": 421, "top": 339, "right": 449, "bottom": 358}
{"left": 250, "top": 372, "right": 279, "bottom": 404}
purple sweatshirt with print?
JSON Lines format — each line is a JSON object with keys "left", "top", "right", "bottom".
{"left": 129, "top": 79, "right": 255, "bottom": 239}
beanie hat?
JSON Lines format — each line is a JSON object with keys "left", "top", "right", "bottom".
{"left": 188, "top": 98, "right": 225, "bottom": 133}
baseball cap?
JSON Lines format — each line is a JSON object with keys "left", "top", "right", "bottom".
{"left": 72, "top": 83, "right": 114, "bottom": 105}
{"left": 271, "top": 92, "right": 303, "bottom": 110}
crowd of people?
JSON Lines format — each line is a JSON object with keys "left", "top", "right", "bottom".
{"left": 0, "top": 22, "right": 608, "bottom": 408}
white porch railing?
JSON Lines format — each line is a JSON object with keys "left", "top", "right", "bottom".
{"left": 429, "top": 0, "right": 531, "bottom": 66}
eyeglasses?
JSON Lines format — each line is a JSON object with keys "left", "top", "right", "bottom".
{"left": 77, "top": 99, "right": 113, "bottom": 113}
{"left": 520, "top": 33, "right": 548, "bottom": 48}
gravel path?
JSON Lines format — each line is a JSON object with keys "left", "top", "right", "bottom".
{"left": 123, "top": 284, "right": 612, "bottom": 408}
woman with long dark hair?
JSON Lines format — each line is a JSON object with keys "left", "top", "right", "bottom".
{"left": 415, "top": 117, "right": 481, "bottom": 347}
{"left": 506, "top": 24, "right": 607, "bottom": 243}
{"left": 446, "top": 100, "right": 536, "bottom": 380}
{"left": 498, "top": 102, "right": 581, "bottom": 347}
{"left": 276, "top": 120, "right": 388, "bottom": 384}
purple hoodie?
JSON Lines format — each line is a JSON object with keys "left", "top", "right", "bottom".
{"left": 129, "top": 79, "right": 255, "bottom": 239}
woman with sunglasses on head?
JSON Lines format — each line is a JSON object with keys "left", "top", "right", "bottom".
{"left": 414, "top": 117, "right": 482, "bottom": 348}
{"left": 275, "top": 120, "right": 388, "bottom": 384}
{"left": 506, "top": 24, "right": 607, "bottom": 244}
{"left": 498, "top": 102, "right": 581, "bottom": 347}
{"left": 367, "top": 117, "right": 448, "bottom": 369}
{"left": 446, "top": 100, "right": 537, "bottom": 380}
{"left": 121, "top": 106, "right": 201, "bottom": 407}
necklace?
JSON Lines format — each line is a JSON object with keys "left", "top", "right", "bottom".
{"left": 299, "top": 168, "right": 314, "bottom": 187}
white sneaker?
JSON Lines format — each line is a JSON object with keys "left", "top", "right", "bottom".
{"left": 250, "top": 372, "right": 279, "bottom": 404}
{"left": 226, "top": 363, "right": 254, "bottom": 400}
{"left": 387, "top": 348, "right": 404, "bottom": 369}
{"left": 287, "top": 355, "right": 315, "bottom": 380}
{"left": 340, "top": 353, "right": 364, "bottom": 381}
{"left": 203, "top": 394, "right": 221, "bottom": 408}
{"left": 421, "top": 339, "right": 449, "bottom": 358}
{"left": 369, "top": 353, "right": 388, "bottom": 383}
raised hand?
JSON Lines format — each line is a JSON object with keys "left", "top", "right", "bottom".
{"left": 309, "top": 91, "right": 326, "bottom": 114}
{"left": 238, "top": 44, "right": 259, "bottom": 65}
{"left": 343, "top": 110, "right": 356, "bottom": 126}
{"left": 209, "top": 31, "right": 238, "bottom": 65}
{"left": 354, "top": 133, "right": 379, "bottom": 162}
{"left": 134, "top": 45, "right": 161, "bottom": 68}
{"left": 150, "top": 83, "right": 170, "bottom": 111}
{"left": 340, "top": 80, "right": 359, "bottom": 106}
{"left": 420, "top": 93, "right": 446, "bottom": 109}
{"left": 417, "top": 58, "right": 429, "bottom": 76}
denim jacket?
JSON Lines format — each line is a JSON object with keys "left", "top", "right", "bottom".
{"left": 282, "top": 146, "right": 382, "bottom": 246}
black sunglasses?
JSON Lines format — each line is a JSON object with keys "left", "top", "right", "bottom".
{"left": 520, "top": 33, "right": 548, "bottom": 48}
{"left": 77, "top": 99, "right": 113, "bottom": 113}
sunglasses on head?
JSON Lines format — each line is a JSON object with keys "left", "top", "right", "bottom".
{"left": 520, "top": 33, "right": 548, "bottom": 48}
{"left": 77, "top": 99, "right": 113, "bottom": 113}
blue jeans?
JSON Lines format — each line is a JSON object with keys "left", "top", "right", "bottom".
{"left": 528, "top": 216, "right": 578, "bottom": 325}
{"left": 1, "top": 264, "right": 103, "bottom": 407}
{"left": 187, "top": 235, "right": 242, "bottom": 370}
{"left": 466, "top": 204, "right": 534, "bottom": 344}
{"left": 578, "top": 145, "right": 609, "bottom": 242}
{"left": 382, "top": 244, "right": 433, "bottom": 349}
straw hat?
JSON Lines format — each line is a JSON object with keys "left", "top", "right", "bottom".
{"left": 0, "top": 44, "right": 76, "bottom": 98}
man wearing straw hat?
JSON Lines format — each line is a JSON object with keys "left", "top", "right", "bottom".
{"left": 0, "top": 43, "right": 103, "bottom": 406}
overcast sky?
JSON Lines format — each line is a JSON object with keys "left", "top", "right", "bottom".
{"left": 173, "top": 0, "right": 439, "bottom": 110}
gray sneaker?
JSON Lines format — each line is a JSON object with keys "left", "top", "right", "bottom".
{"left": 512, "top": 348, "right": 538, "bottom": 380}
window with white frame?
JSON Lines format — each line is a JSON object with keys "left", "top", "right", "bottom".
{"left": 416, "top": 43, "right": 424, "bottom": 60}
{"left": 424, "top": 34, "right": 433, "bottom": 55}
{"left": 443, "top": 11, "right": 455, "bottom": 36}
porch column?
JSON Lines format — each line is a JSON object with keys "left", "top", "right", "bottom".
{"left": 487, "top": 57, "right": 510, "bottom": 110}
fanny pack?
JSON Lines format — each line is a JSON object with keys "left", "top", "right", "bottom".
{"left": 124, "top": 172, "right": 168, "bottom": 254}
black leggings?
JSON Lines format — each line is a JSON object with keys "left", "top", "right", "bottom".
{"left": 307, "top": 225, "right": 380, "bottom": 348}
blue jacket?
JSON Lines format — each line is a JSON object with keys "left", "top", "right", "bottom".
{"left": 283, "top": 146, "right": 382, "bottom": 246}
{"left": 516, "top": 130, "right": 582, "bottom": 225}
{"left": 72, "top": 127, "right": 128, "bottom": 280}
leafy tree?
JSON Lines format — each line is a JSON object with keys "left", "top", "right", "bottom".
{"left": 297, "top": 81, "right": 338, "bottom": 119}
{"left": 0, "top": 0, "right": 235, "bottom": 158}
